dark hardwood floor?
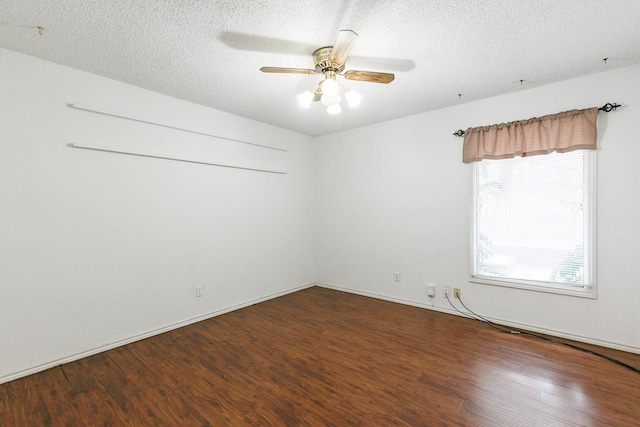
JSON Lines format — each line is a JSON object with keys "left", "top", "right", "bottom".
{"left": 2, "top": 286, "right": 639, "bottom": 426}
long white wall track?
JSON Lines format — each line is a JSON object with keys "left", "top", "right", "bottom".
{"left": 66, "top": 102, "right": 288, "bottom": 173}
{"left": 69, "top": 143, "right": 288, "bottom": 174}
{"left": 67, "top": 103, "right": 287, "bottom": 152}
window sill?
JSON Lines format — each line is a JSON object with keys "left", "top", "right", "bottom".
{"left": 470, "top": 275, "right": 596, "bottom": 299}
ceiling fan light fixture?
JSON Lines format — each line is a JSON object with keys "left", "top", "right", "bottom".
{"left": 327, "top": 104, "right": 342, "bottom": 115}
{"left": 297, "top": 90, "right": 314, "bottom": 108}
{"left": 260, "top": 30, "right": 395, "bottom": 116}
{"left": 321, "top": 76, "right": 340, "bottom": 97}
{"left": 321, "top": 92, "right": 341, "bottom": 107}
{"left": 344, "top": 88, "right": 363, "bottom": 108}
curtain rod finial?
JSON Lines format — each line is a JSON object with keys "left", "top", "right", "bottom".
{"left": 599, "top": 102, "right": 621, "bottom": 112}
{"left": 453, "top": 129, "right": 465, "bottom": 137}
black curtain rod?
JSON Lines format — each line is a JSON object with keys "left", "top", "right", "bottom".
{"left": 452, "top": 102, "right": 621, "bottom": 137}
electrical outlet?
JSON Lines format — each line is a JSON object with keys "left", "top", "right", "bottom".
{"left": 442, "top": 287, "right": 450, "bottom": 299}
{"left": 394, "top": 272, "right": 401, "bottom": 282}
{"left": 453, "top": 288, "right": 461, "bottom": 299}
{"left": 195, "top": 286, "right": 203, "bottom": 297}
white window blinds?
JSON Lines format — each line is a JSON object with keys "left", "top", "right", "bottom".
{"left": 472, "top": 150, "right": 595, "bottom": 295}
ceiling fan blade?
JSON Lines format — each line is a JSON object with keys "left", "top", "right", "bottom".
{"left": 343, "top": 70, "right": 395, "bottom": 84}
{"left": 221, "top": 32, "right": 316, "bottom": 55}
{"left": 260, "top": 67, "right": 316, "bottom": 75}
{"left": 329, "top": 29, "right": 358, "bottom": 66}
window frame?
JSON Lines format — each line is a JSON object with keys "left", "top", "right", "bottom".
{"left": 469, "top": 150, "right": 597, "bottom": 298}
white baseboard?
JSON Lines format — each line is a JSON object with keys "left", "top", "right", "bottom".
{"left": 315, "top": 282, "right": 640, "bottom": 356}
{"left": 0, "top": 283, "right": 315, "bottom": 385}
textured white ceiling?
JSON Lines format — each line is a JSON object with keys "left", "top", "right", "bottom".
{"left": 2, "top": 0, "right": 640, "bottom": 136}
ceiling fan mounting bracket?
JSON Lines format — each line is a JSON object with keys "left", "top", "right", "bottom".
{"left": 313, "top": 47, "right": 345, "bottom": 74}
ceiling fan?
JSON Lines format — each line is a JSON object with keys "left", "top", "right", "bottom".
{"left": 260, "top": 30, "right": 395, "bottom": 114}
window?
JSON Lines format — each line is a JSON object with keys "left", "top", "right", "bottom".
{"left": 471, "top": 150, "right": 595, "bottom": 297}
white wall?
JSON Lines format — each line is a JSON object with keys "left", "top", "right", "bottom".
{"left": 0, "top": 48, "right": 316, "bottom": 382}
{"left": 315, "top": 64, "right": 640, "bottom": 353}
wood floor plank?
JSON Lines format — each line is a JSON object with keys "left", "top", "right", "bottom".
{"left": 0, "top": 381, "right": 8, "bottom": 414}
{"left": 2, "top": 376, "right": 51, "bottom": 425}
{"left": 60, "top": 356, "right": 99, "bottom": 394}
{"left": 83, "top": 352, "right": 164, "bottom": 425}
{"left": 70, "top": 383, "right": 131, "bottom": 426}
{"left": 459, "top": 393, "right": 539, "bottom": 427}
{"left": 141, "top": 336, "right": 281, "bottom": 425}
{"left": 151, "top": 392, "right": 213, "bottom": 426}
{"left": 31, "top": 367, "right": 82, "bottom": 426}
{"left": 106, "top": 345, "right": 178, "bottom": 404}
{"left": 2, "top": 286, "right": 640, "bottom": 425}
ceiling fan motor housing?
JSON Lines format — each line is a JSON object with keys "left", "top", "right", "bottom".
{"left": 313, "top": 47, "right": 345, "bottom": 73}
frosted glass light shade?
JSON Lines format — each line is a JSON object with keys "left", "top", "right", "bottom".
{"left": 321, "top": 78, "right": 340, "bottom": 97}
{"left": 297, "top": 90, "right": 314, "bottom": 108}
{"left": 345, "top": 89, "right": 362, "bottom": 107}
{"left": 321, "top": 93, "right": 341, "bottom": 107}
{"left": 298, "top": 78, "right": 361, "bottom": 115}
{"left": 327, "top": 104, "right": 342, "bottom": 115}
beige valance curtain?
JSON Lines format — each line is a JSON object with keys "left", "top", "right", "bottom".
{"left": 462, "top": 107, "right": 598, "bottom": 163}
